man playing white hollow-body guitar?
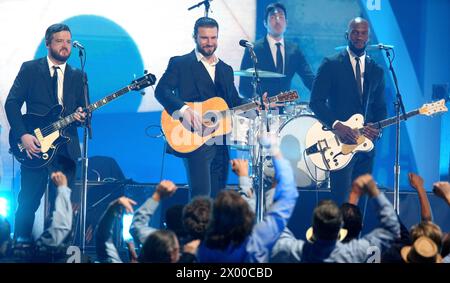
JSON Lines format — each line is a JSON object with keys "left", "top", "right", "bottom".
{"left": 310, "top": 17, "right": 387, "bottom": 205}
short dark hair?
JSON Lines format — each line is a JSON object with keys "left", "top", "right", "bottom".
{"left": 312, "top": 200, "right": 342, "bottom": 241}
{"left": 45, "top": 23, "right": 71, "bottom": 45}
{"left": 165, "top": 204, "right": 187, "bottom": 240}
{"left": 183, "top": 196, "right": 212, "bottom": 240}
{"left": 204, "top": 190, "right": 254, "bottom": 250}
{"left": 139, "top": 230, "right": 178, "bottom": 263}
{"left": 193, "top": 17, "right": 219, "bottom": 38}
{"left": 264, "top": 2, "right": 287, "bottom": 23}
{"left": 340, "top": 203, "right": 363, "bottom": 242}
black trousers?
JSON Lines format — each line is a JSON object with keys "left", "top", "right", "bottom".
{"left": 14, "top": 145, "right": 76, "bottom": 241}
{"left": 183, "top": 145, "right": 229, "bottom": 199}
{"left": 329, "top": 151, "right": 375, "bottom": 205}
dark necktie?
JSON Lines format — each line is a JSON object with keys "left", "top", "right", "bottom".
{"left": 52, "top": 66, "right": 60, "bottom": 105}
{"left": 275, "top": 42, "right": 283, "bottom": 74}
{"left": 355, "top": 56, "right": 363, "bottom": 98}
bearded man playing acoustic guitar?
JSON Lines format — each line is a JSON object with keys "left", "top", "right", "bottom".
{"left": 155, "top": 17, "right": 248, "bottom": 199}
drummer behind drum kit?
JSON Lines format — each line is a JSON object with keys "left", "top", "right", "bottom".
{"left": 231, "top": 68, "right": 329, "bottom": 189}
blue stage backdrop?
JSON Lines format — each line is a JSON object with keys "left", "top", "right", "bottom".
{"left": 0, "top": 0, "right": 448, "bottom": 202}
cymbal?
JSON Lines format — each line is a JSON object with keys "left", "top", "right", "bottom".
{"left": 233, "top": 68, "right": 286, "bottom": 78}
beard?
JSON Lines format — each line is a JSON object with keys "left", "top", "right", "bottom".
{"left": 348, "top": 40, "right": 367, "bottom": 57}
{"left": 50, "top": 47, "right": 70, "bottom": 63}
{"left": 197, "top": 43, "right": 217, "bottom": 57}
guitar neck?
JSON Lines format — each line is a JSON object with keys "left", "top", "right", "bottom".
{"left": 376, "top": 109, "right": 420, "bottom": 129}
{"left": 224, "top": 95, "right": 288, "bottom": 114}
{"left": 53, "top": 85, "right": 132, "bottom": 131}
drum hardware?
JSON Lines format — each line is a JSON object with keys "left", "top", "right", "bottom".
{"left": 230, "top": 109, "right": 330, "bottom": 191}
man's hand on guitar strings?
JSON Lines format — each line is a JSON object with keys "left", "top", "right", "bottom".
{"left": 333, "top": 122, "right": 359, "bottom": 144}
{"left": 362, "top": 124, "right": 380, "bottom": 141}
{"left": 74, "top": 107, "right": 87, "bottom": 123}
{"left": 182, "top": 107, "right": 203, "bottom": 133}
{"left": 21, "top": 133, "right": 41, "bottom": 159}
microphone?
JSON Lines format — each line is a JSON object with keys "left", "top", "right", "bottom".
{"left": 374, "top": 43, "right": 394, "bottom": 50}
{"left": 239, "top": 40, "right": 258, "bottom": 64}
{"left": 239, "top": 39, "right": 254, "bottom": 49}
{"left": 72, "top": 41, "right": 85, "bottom": 50}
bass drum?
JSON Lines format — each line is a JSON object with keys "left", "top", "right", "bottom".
{"left": 264, "top": 115, "right": 328, "bottom": 188}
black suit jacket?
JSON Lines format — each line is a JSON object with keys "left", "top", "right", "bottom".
{"left": 5, "top": 57, "right": 87, "bottom": 161}
{"left": 239, "top": 36, "right": 315, "bottom": 98}
{"left": 155, "top": 50, "right": 246, "bottom": 156}
{"left": 156, "top": 50, "right": 245, "bottom": 115}
{"left": 309, "top": 50, "right": 387, "bottom": 129}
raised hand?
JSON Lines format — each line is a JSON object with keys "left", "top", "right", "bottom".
{"left": 154, "top": 180, "right": 178, "bottom": 201}
{"left": 433, "top": 181, "right": 450, "bottom": 206}
{"left": 231, "top": 159, "right": 249, "bottom": 177}
{"left": 352, "top": 174, "right": 380, "bottom": 197}
{"left": 116, "top": 197, "right": 137, "bottom": 214}
{"left": 408, "top": 173, "right": 425, "bottom": 191}
{"left": 51, "top": 171, "right": 68, "bottom": 187}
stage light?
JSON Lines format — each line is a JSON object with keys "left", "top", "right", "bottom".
{"left": 0, "top": 197, "right": 9, "bottom": 218}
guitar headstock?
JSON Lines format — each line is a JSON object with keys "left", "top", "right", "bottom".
{"left": 419, "top": 99, "right": 448, "bottom": 116}
{"left": 270, "top": 90, "right": 299, "bottom": 103}
{"left": 130, "top": 72, "right": 157, "bottom": 91}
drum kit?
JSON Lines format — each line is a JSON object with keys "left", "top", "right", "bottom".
{"left": 231, "top": 69, "right": 329, "bottom": 190}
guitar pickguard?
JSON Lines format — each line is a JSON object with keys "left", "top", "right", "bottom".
{"left": 35, "top": 128, "right": 60, "bottom": 153}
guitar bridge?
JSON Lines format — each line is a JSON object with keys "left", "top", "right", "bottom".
{"left": 316, "top": 139, "right": 331, "bottom": 171}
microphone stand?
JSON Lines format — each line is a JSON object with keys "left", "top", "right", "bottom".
{"left": 188, "top": 0, "right": 211, "bottom": 17}
{"left": 384, "top": 48, "right": 406, "bottom": 214}
{"left": 247, "top": 46, "right": 266, "bottom": 223}
{"left": 77, "top": 47, "right": 92, "bottom": 253}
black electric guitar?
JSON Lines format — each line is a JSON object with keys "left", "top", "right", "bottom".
{"left": 9, "top": 73, "right": 156, "bottom": 168}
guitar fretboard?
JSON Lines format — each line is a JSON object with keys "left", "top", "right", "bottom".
{"left": 50, "top": 86, "right": 131, "bottom": 131}
{"left": 376, "top": 109, "right": 420, "bottom": 129}
{"left": 218, "top": 95, "right": 291, "bottom": 116}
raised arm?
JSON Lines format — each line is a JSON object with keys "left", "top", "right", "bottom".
{"left": 35, "top": 172, "right": 73, "bottom": 248}
{"left": 352, "top": 175, "right": 400, "bottom": 256}
{"left": 231, "top": 159, "right": 255, "bottom": 212}
{"left": 129, "top": 180, "right": 177, "bottom": 246}
{"left": 96, "top": 196, "right": 136, "bottom": 263}
{"left": 408, "top": 172, "right": 432, "bottom": 221}
{"left": 246, "top": 134, "right": 299, "bottom": 262}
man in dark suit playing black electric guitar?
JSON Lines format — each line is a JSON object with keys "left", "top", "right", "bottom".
{"left": 156, "top": 17, "right": 247, "bottom": 199}
{"left": 309, "top": 17, "right": 387, "bottom": 205}
{"left": 5, "top": 23, "right": 87, "bottom": 243}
